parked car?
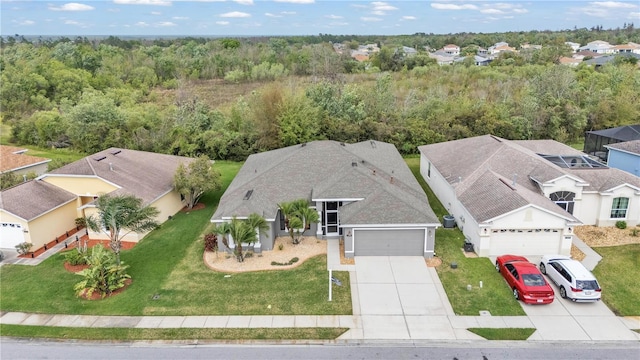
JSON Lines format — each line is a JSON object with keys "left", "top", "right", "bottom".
{"left": 496, "top": 255, "right": 555, "bottom": 304}
{"left": 539, "top": 255, "right": 601, "bottom": 302}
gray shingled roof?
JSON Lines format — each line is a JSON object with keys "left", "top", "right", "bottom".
{"left": 586, "top": 124, "right": 640, "bottom": 142}
{"left": 606, "top": 140, "right": 640, "bottom": 156}
{"left": 0, "top": 180, "right": 76, "bottom": 221}
{"left": 419, "top": 135, "right": 640, "bottom": 223}
{"left": 48, "top": 148, "right": 193, "bottom": 204}
{"left": 212, "top": 140, "right": 439, "bottom": 225}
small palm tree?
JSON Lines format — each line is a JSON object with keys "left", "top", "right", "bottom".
{"left": 279, "top": 199, "right": 319, "bottom": 244}
{"left": 212, "top": 213, "right": 269, "bottom": 262}
{"left": 85, "top": 194, "right": 159, "bottom": 265}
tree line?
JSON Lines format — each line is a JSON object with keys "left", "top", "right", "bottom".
{"left": 1, "top": 27, "right": 639, "bottom": 164}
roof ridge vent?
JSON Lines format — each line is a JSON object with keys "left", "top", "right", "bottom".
{"left": 370, "top": 140, "right": 377, "bottom": 148}
{"left": 94, "top": 156, "right": 107, "bottom": 162}
{"left": 499, "top": 178, "right": 516, "bottom": 190}
{"left": 110, "top": 149, "right": 122, "bottom": 155}
{"left": 301, "top": 143, "right": 307, "bottom": 147}
{"left": 351, "top": 161, "right": 357, "bottom": 167}
{"left": 243, "top": 189, "right": 254, "bottom": 200}
{"left": 490, "top": 135, "right": 502, "bottom": 142}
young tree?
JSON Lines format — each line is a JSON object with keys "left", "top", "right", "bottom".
{"left": 278, "top": 199, "right": 319, "bottom": 244}
{"left": 85, "top": 194, "right": 159, "bottom": 265}
{"left": 173, "top": 155, "right": 221, "bottom": 209}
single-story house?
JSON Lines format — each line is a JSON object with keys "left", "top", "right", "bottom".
{"left": 211, "top": 140, "right": 440, "bottom": 258}
{"left": 419, "top": 135, "right": 640, "bottom": 257}
{"left": 0, "top": 148, "right": 193, "bottom": 250}
{"left": 605, "top": 140, "right": 640, "bottom": 177}
{"left": 584, "top": 124, "right": 640, "bottom": 161}
{"left": 0, "top": 145, "right": 51, "bottom": 177}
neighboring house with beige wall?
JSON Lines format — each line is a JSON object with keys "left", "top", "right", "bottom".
{"left": 0, "top": 148, "right": 193, "bottom": 250}
{"left": 0, "top": 145, "right": 51, "bottom": 177}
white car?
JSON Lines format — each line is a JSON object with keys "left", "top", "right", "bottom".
{"left": 539, "top": 255, "right": 601, "bottom": 302}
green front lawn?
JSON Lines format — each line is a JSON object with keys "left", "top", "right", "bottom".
{"left": 0, "top": 160, "right": 351, "bottom": 316}
{"left": 467, "top": 328, "right": 536, "bottom": 340}
{"left": 0, "top": 325, "right": 347, "bottom": 341}
{"left": 592, "top": 244, "right": 640, "bottom": 316}
{"left": 406, "top": 158, "right": 525, "bottom": 316}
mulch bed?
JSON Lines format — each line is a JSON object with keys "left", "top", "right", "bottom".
{"left": 425, "top": 257, "right": 442, "bottom": 267}
{"left": 78, "top": 279, "right": 132, "bottom": 301}
{"left": 64, "top": 262, "right": 90, "bottom": 273}
{"left": 181, "top": 202, "right": 206, "bottom": 212}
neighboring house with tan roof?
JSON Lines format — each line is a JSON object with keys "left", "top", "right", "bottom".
{"left": 0, "top": 148, "right": 193, "bottom": 250}
{"left": 212, "top": 140, "right": 440, "bottom": 258}
{"left": 559, "top": 56, "right": 582, "bottom": 66}
{"left": 419, "top": 135, "right": 640, "bottom": 257}
{"left": 605, "top": 140, "right": 640, "bottom": 177}
{"left": 0, "top": 145, "right": 51, "bottom": 177}
{"left": 442, "top": 44, "right": 460, "bottom": 56}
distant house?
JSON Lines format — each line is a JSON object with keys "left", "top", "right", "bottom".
{"left": 605, "top": 140, "right": 640, "bottom": 177}
{"left": 477, "top": 47, "right": 488, "bottom": 56}
{"left": 565, "top": 41, "right": 581, "bottom": 53}
{"left": 443, "top": 44, "right": 460, "bottom": 56}
{"left": 419, "top": 135, "right": 640, "bottom": 257}
{"left": 573, "top": 50, "right": 603, "bottom": 60}
{"left": 520, "top": 43, "right": 542, "bottom": 50}
{"left": 584, "top": 124, "right": 640, "bottom": 161}
{"left": 488, "top": 42, "right": 516, "bottom": 56}
{"left": 579, "top": 40, "right": 613, "bottom": 54}
{"left": 211, "top": 140, "right": 440, "bottom": 258}
{"left": 428, "top": 51, "right": 455, "bottom": 65}
{"left": 583, "top": 53, "right": 640, "bottom": 67}
{"left": 454, "top": 55, "right": 491, "bottom": 66}
{"left": 401, "top": 46, "right": 417, "bottom": 57}
{"left": 558, "top": 56, "right": 581, "bottom": 66}
{"left": 0, "top": 148, "right": 193, "bottom": 251}
{"left": 0, "top": 145, "right": 50, "bottom": 177}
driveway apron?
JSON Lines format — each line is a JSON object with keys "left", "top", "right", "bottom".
{"left": 354, "top": 256, "right": 455, "bottom": 340}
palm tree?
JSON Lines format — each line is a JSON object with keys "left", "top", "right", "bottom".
{"left": 212, "top": 213, "right": 269, "bottom": 262}
{"left": 85, "top": 194, "right": 159, "bottom": 265}
{"left": 278, "top": 199, "right": 319, "bottom": 244}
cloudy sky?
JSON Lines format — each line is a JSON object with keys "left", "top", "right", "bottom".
{"left": 2, "top": 1, "right": 639, "bottom": 37}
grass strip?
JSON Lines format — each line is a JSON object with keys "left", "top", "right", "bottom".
{"left": 467, "top": 328, "right": 536, "bottom": 340}
{"left": 0, "top": 324, "right": 347, "bottom": 341}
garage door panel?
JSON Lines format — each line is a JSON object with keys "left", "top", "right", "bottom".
{"left": 489, "top": 230, "right": 561, "bottom": 256}
{"left": 1, "top": 223, "right": 25, "bottom": 249}
{"left": 354, "top": 229, "right": 425, "bottom": 256}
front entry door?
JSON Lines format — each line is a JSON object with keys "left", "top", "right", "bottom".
{"left": 323, "top": 201, "right": 341, "bottom": 236}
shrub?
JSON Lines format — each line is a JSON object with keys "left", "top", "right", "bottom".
{"left": 15, "top": 242, "right": 33, "bottom": 255}
{"left": 75, "top": 217, "right": 87, "bottom": 228}
{"left": 271, "top": 257, "right": 300, "bottom": 266}
{"left": 631, "top": 228, "right": 639, "bottom": 237}
{"left": 278, "top": 243, "right": 284, "bottom": 251}
{"left": 204, "top": 233, "right": 218, "bottom": 252}
{"left": 244, "top": 252, "right": 253, "bottom": 258}
{"left": 64, "top": 248, "right": 88, "bottom": 266}
{"left": 74, "top": 246, "right": 130, "bottom": 299}
{"left": 615, "top": 221, "right": 627, "bottom": 230}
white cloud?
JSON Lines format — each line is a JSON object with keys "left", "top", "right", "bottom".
{"left": 114, "top": 0, "right": 172, "bottom": 6}
{"left": 17, "top": 19, "right": 35, "bottom": 25}
{"left": 431, "top": 3, "right": 478, "bottom": 10}
{"left": 591, "top": 1, "right": 637, "bottom": 9}
{"left": 361, "top": 16, "right": 382, "bottom": 22}
{"left": 402, "top": 16, "right": 416, "bottom": 20}
{"left": 156, "top": 21, "right": 176, "bottom": 26}
{"left": 325, "top": 14, "right": 343, "bottom": 19}
{"left": 274, "top": 0, "right": 314, "bottom": 3}
{"left": 265, "top": 12, "right": 282, "bottom": 17}
{"left": 151, "top": 11, "right": 161, "bottom": 15}
{"left": 216, "top": 21, "right": 230, "bottom": 25}
{"left": 48, "top": 3, "right": 94, "bottom": 11}
{"left": 234, "top": 0, "right": 254, "bottom": 4}
{"left": 135, "top": 21, "right": 150, "bottom": 26}
{"left": 513, "top": 8, "right": 529, "bottom": 14}
{"left": 630, "top": 12, "right": 640, "bottom": 18}
{"left": 481, "top": 9, "right": 505, "bottom": 14}
{"left": 172, "top": 16, "right": 189, "bottom": 20}
{"left": 220, "top": 11, "right": 251, "bottom": 17}
{"left": 64, "top": 19, "right": 87, "bottom": 27}
{"left": 329, "top": 22, "right": 348, "bottom": 26}
{"left": 372, "top": 10, "right": 386, "bottom": 16}
{"left": 372, "top": 2, "right": 397, "bottom": 11}
{"left": 282, "top": 11, "right": 296, "bottom": 15}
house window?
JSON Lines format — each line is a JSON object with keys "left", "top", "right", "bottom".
{"left": 279, "top": 209, "right": 285, "bottom": 231}
{"left": 427, "top": 162, "right": 431, "bottom": 178}
{"left": 550, "top": 191, "right": 575, "bottom": 214}
{"left": 610, "top": 197, "right": 629, "bottom": 218}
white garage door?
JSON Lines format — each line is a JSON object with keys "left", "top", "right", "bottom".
{"left": 1, "top": 223, "right": 25, "bottom": 249}
{"left": 354, "top": 229, "right": 425, "bottom": 256}
{"left": 489, "top": 229, "right": 562, "bottom": 256}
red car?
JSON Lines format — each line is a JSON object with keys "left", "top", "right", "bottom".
{"left": 496, "top": 255, "right": 555, "bottom": 304}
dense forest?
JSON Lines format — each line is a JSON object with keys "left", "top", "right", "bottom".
{"left": 1, "top": 25, "right": 639, "bottom": 163}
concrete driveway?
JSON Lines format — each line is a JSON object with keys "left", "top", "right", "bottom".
{"left": 521, "top": 291, "right": 639, "bottom": 341}
{"left": 353, "top": 256, "right": 457, "bottom": 339}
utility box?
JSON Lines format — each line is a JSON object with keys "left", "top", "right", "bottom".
{"left": 463, "top": 238, "right": 474, "bottom": 252}
{"left": 443, "top": 215, "right": 456, "bottom": 228}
